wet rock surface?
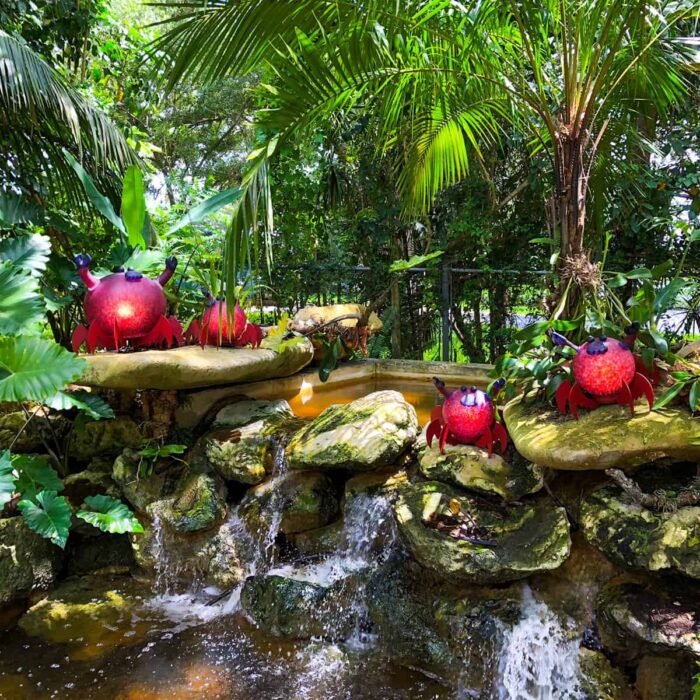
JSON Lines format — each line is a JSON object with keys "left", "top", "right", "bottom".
{"left": 69, "top": 416, "right": 144, "bottom": 465}
{"left": 597, "top": 580, "right": 700, "bottom": 659}
{"left": 581, "top": 465, "right": 700, "bottom": 579}
{"left": 0, "top": 517, "right": 63, "bottom": 606}
{"left": 418, "top": 441, "right": 544, "bottom": 500}
{"left": 286, "top": 390, "right": 419, "bottom": 472}
{"left": 504, "top": 395, "right": 700, "bottom": 470}
{"left": 394, "top": 481, "right": 571, "bottom": 584}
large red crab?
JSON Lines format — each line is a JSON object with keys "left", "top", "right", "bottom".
{"left": 184, "top": 296, "right": 263, "bottom": 348}
{"left": 426, "top": 377, "right": 508, "bottom": 457}
{"left": 552, "top": 322, "right": 655, "bottom": 418}
{"left": 72, "top": 254, "right": 184, "bottom": 353}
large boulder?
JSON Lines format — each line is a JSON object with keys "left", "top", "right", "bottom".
{"left": 504, "top": 396, "right": 700, "bottom": 470}
{"left": 195, "top": 399, "right": 304, "bottom": 485}
{"left": 580, "top": 467, "right": 700, "bottom": 579}
{"left": 635, "top": 655, "right": 696, "bottom": 700}
{"left": 286, "top": 391, "right": 419, "bottom": 472}
{"left": 418, "top": 443, "right": 544, "bottom": 501}
{"left": 78, "top": 342, "right": 314, "bottom": 391}
{"left": 0, "top": 517, "right": 62, "bottom": 606}
{"left": 0, "top": 410, "right": 69, "bottom": 454}
{"left": 597, "top": 581, "right": 700, "bottom": 660}
{"left": 69, "top": 416, "right": 144, "bottom": 465}
{"left": 65, "top": 534, "right": 135, "bottom": 576}
{"left": 240, "top": 471, "right": 339, "bottom": 536}
{"left": 62, "top": 469, "right": 121, "bottom": 509}
{"left": 146, "top": 472, "right": 227, "bottom": 534}
{"left": 394, "top": 481, "right": 571, "bottom": 584}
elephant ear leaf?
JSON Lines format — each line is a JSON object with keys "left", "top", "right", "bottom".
{"left": 0, "top": 450, "right": 16, "bottom": 508}
{"left": 18, "top": 491, "right": 72, "bottom": 549}
{"left": 0, "top": 261, "right": 44, "bottom": 334}
{"left": 12, "top": 455, "right": 63, "bottom": 499}
{"left": 0, "top": 336, "right": 85, "bottom": 403}
{"left": 45, "top": 390, "right": 115, "bottom": 420}
{"left": 0, "top": 234, "right": 51, "bottom": 278}
{"left": 76, "top": 494, "right": 143, "bottom": 534}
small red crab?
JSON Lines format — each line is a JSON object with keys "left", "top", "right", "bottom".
{"left": 426, "top": 377, "right": 508, "bottom": 457}
{"left": 551, "top": 322, "right": 655, "bottom": 418}
{"left": 72, "top": 254, "right": 184, "bottom": 353}
{"left": 184, "top": 296, "right": 263, "bottom": 349}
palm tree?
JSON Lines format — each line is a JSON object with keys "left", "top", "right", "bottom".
{"left": 0, "top": 30, "right": 136, "bottom": 216}
{"left": 156, "top": 0, "right": 696, "bottom": 316}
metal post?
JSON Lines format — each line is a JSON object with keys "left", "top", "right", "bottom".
{"left": 441, "top": 262, "right": 450, "bottom": 362}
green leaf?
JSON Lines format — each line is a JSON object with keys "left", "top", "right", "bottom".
{"left": 0, "top": 234, "right": 51, "bottom": 277}
{"left": 0, "top": 261, "right": 44, "bottom": 334}
{"left": 318, "top": 337, "right": 344, "bottom": 382}
{"left": 654, "top": 381, "right": 685, "bottom": 410}
{"left": 655, "top": 278, "right": 689, "bottom": 315}
{"left": 545, "top": 373, "right": 565, "bottom": 402}
{"left": 45, "top": 390, "right": 115, "bottom": 420}
{"left": 647, "top": 327, "right": 668, "bottom": 354}
{"left": 63, "top": 150, "right": 126, "bottom": 235}
{"left": 0, "top": 450, "right": 15, "bottom": 508}
{"left": 18, "top": 491, "right": 72, "bottom": 548}
{"left": 515, "top": 321, "right": 550, "bottom": 341}
{"left": 606, "top": 273, "right": 628, "bottom": 289}
{"left": 120, "top": 165, "right": 146, "bottom": 249}
{"left": 12, "top": 454, "right": 64, "bottom": 499}
{"left": 138, "top": 443, "right": 187, "bottom": 459}
{"left": 650, "top": 259, "right": 674, "bottom": 279}
{"left": 0, "top": 336, "right": 86, "bottom": 403}
{"left": 528, "top": 237, "right": 555, "bottom": 245}
{"left": 625, "top": 268, "right": 652, "bottom": 280}
{"left": 76, "top": 494, "right": 143, "bottom": 534}
{"left": 166, "top": 187, "right": 241, "bottom": 235}
{"left": 389, "top": 251, "right": 443, "bottom": 272}
{"left": 0, "top": 194, "right": 44, "bottom": 228}
{"left": 690, "top": 381, "right": 700, "bottom": 413}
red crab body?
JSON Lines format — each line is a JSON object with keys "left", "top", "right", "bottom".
{"left": 184, "top": 298, "right": 263, "bottom": 349}
{"left": 552, "top": 323, "right": 655, "bottom": 418}
{"left": 71, "top": 254, "right": 183, "bottom": 353}
{"left": 426, "top": 377, "right": 508, "bottom": 457}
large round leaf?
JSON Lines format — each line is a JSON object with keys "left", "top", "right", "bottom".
{"left": 76, "top": 494, "right": 143, "bottom": 534}
{"left": 18, "top": 490, "right": 72, "bottom": 549}
{"left": 0, "top": 336, "right": 86, "bottom": 402}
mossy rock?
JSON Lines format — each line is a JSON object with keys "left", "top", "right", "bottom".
{"left": 343, "top": 469, "right": 409, "bottom": 501}
{"left": 65, "top": 534, "right": 135, "bottom": 576}
{"left": 579, "top": 648, "right": 635, "bottom": 700}
{"left": 580, "top": 468, "right": 700, "bottom": 579}
{"left": 0, "top": 517, "right": 62, "bottom": 606}
{"left": 287, "top": 520, "right": 344, "bottom": 557}
{"left": 394, "top": 481, "right": 571, "bottom": 584}
{"left": 240, "top": 471, "right": 339, "bottom": 536}
{"left": 504, "top": 395, "right": 700, "bottom": 470}
{"left": 597, "top": 581, "right": 700, "bottom": 660}
{"left": 635, "top": 655, "right": 696, "bottom": 700}
{"left": 198, "top": 399, "right": 304, "bottom": 485}
{"left": 0, "top": 411, "right": 69, "bottom": 454}
{"left": 62, "top": 470, "right": 121, "bottom": 509}
{"left": 112, "top": 448, "right": 181, "bottom": 513}
{"left": 240, "top": 574, "right": 356, "bottom": 639}
{"left": 147, "top": 472, "right": 227, "bottom": 533}
{"left": 69, "top": 417, "right": 144, "bottom": 464}
{"left": 18, "top": 575, "right": 169, "bottom": 660}
{"left": 418, "top": 442, "right": 544, "bottom": 501}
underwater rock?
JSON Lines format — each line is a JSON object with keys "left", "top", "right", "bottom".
{"left": 197, "top": 399, "right": 303, "bottom": 485}
{"left": 394, "top": 481, "right": 571, "bottom": 584}
{"left": 0, "top": 517, "right": 63, "bottom": 606}
{"left": 65, "top": 533, "right": 135, "bottom": 576}
{"left": 112, "top": 448, "right": 182, "bottom": 513}
{"left": 286, "top": 390, "right": 419, "bottom": 472}
{"left": 78, "top": 342, "right": 314, "bottom": 391}
{"left": 240, "top": 471, "right": 340, "bottom": 536}
{"left": 18, "top": 575, "right": 165, "bottom": 659}
{"left": 635, "top": 654, "right": 696, "bottom": 700}
{"left": 69, "top": 416, "right": 144, "bottom": 465}
{"left": 504, "top": 395, "right": 700, "bottom": 470}
{"left": 418, "top": 442, "right": 544, "bottom": 501}
{"left": 240, "top": 574, "right": 356, "bottom": 639}
{"left": 146, "top": 472, "right": 227, "bottom": 533}
{"left": 597, "top": 581, "right": 700, "bottom": 660}
{"left": 580, "top": 466, "right": 700, "bottom": 579}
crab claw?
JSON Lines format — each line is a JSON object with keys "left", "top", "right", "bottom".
{"left": 569, "top": 383, "right": 599, "bottom": 419}
{"left": 555, "top": 379, "right": 572, "bottom": 415}
{"left": 475, "top": 428, "right": 494, "bottom": 457}
{"left": 184, "top": 319, "right": 202, "bottom": 345}
{"left": 71, "top": 324, "right": 89, "bottom": 353}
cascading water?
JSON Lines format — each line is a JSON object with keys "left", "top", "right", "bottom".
{"left": 495, "top": 585, "right": 583, "bottom": 700}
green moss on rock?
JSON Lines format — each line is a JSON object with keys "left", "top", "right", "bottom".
{"left": 394, "top": 481, "right": 571, "bottom": 584}
{"left": 286, "top": 390, "right": 419, "bottom": 472}
{"left": 69, "top": 417, "right": 144, "bottom": 464}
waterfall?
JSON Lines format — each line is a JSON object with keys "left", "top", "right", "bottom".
{"left": 496, "top": 585, "right": 583, "bottom": 700}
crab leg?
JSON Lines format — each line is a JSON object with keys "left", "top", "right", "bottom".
{"left": 555, "top": 380, "right": 572, "bottom": 415}
{"left": 492, "top": 421, "right": 509, "bottom": 455}
{"left": 569, "top": 383, "right": 598, "bottom": 419}
{"left": 168, "top": 316, "right": 185, "bottom": 346}
{"left": 426, "top": 419, "right": 442, "bottom": 448}
{"left": 475, "top": 428, "right": 494, "bottom": 457}
{"left": 631, "top": 372, "right": 655, "bottom": 410}
{"left": 87, "top": 322, "right": 112, "bottom": 353}
{"left": 71, "top": 324, "right": 89, "bottom": 353}
{"left": 439, "top": 424, "right": 451, "bottom": 454}
{"left": 617, "top": 380, "right": 635, "bottom": 415}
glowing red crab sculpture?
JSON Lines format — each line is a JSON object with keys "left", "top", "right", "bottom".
{"left": 184, "top": 296, "right": 263, "bottom": 348}
{"left": 426, "top": 377, "right": 508, "bottom": 457}
{"left": 72, "top": 254, "right": 184, "bottom": 353}
{"left": 551, "top": 322, "right": 655, "bottom": 418}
